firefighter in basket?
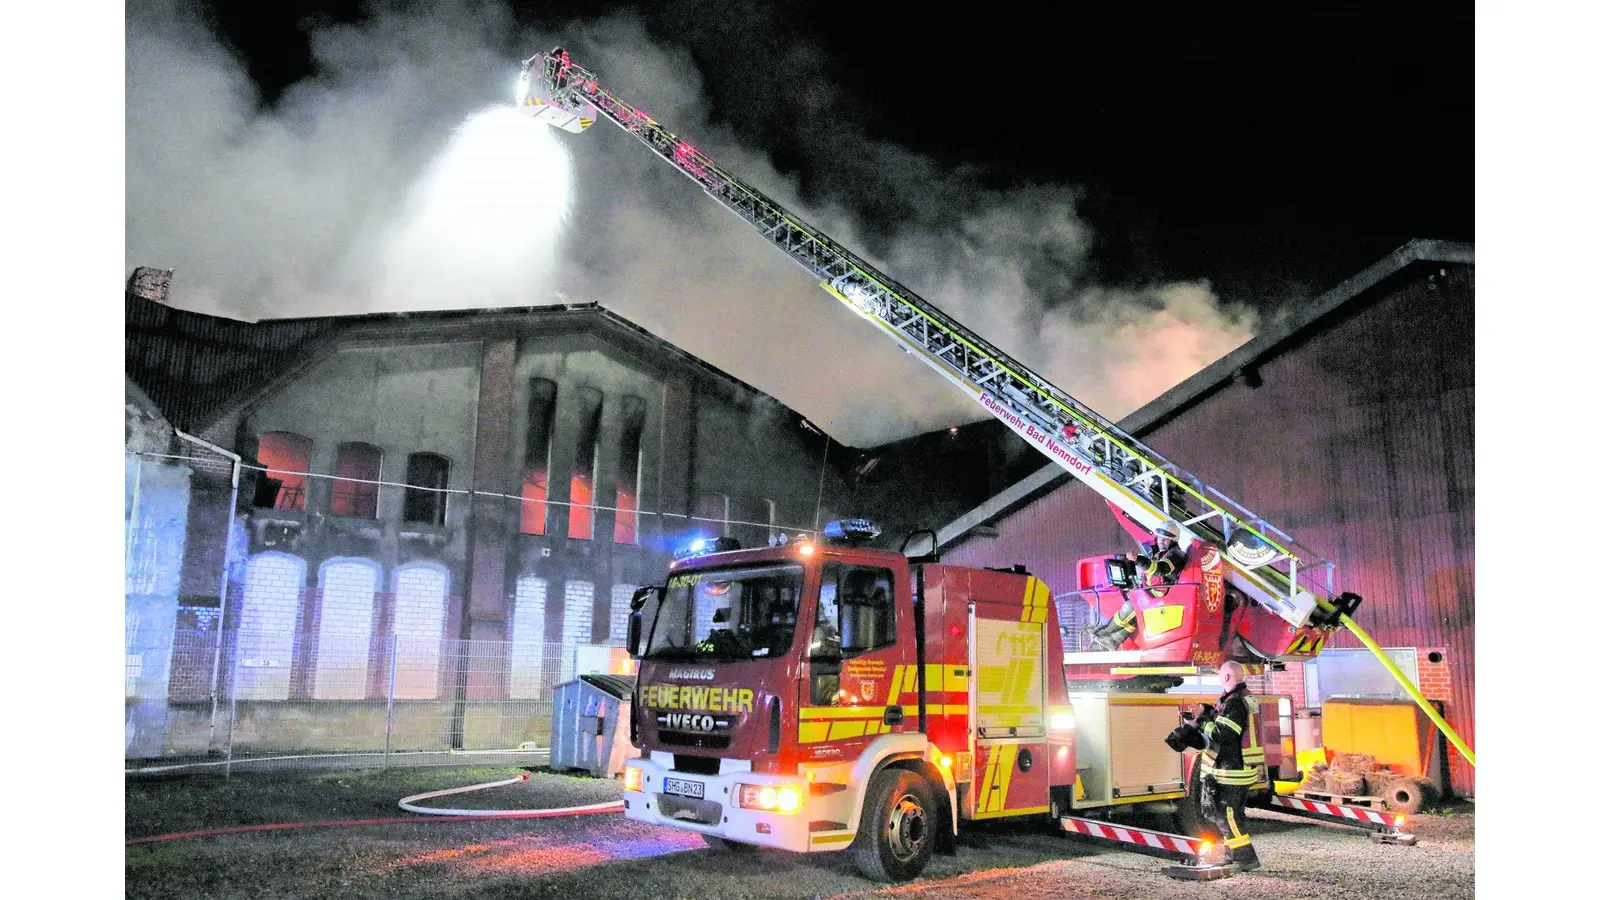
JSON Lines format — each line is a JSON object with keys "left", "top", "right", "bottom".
{"left": 1085, "top": 519, "right": 1188, "bottom": 650}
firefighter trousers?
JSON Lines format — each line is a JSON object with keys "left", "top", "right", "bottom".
{"left": 1203, "top": 777, "right": 1261, "bottom": 871}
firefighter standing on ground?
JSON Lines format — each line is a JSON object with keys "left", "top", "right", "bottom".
{"left": 1086, "top": 519, "right": 1189, "bottom": 650}
{"left": 1195, "top": 660, "right": 1265, "bottom": 872}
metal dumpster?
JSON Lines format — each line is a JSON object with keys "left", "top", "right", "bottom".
{"left": 549, "top": 674, "right": 637, "bottom": 777}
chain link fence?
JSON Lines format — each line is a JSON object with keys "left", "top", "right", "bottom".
{"left": 127, "top": 629, "right": 631, "bottom": 776}
{"left": 123, "top": 428, "right": 839, "bottom": 779}
{"left": 125, "top": 442, "right": 652, "bottom": 777}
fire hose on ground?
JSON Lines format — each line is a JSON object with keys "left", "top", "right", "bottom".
{"left": 126, "top": 772, "right": 622, "bottom": 845}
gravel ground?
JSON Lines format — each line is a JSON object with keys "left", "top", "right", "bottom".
{"left": 843, "top": 807, "right": 1476, "bottom": 900}
{"left": 126, "top": 769, "right": 1473, "bottom": 899}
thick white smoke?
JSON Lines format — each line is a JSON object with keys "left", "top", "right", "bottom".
{"left": 125, "top": 0, "right": 568, "bottom": 319}
{"left": 125, "top": 0, "right": 1256, "bottom": 447}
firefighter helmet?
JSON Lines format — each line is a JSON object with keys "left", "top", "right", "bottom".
{"left": 1154, "top": 520, "right": 1181, "bottom": 540}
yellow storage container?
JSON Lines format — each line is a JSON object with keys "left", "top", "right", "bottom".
{"left": 1319, "top": 698, "right": 1435, "bottom": 779}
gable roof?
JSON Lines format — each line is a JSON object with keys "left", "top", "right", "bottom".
{"left": 125, "top": 296, "right": 810, "bottom": 440}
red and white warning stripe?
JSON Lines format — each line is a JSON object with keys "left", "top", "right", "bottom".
{"left": 1060, "top": 815, "right": 1202, "bottom": 856}
{"left": 1269, "top": 794, "right": 1398, "bottom": 827}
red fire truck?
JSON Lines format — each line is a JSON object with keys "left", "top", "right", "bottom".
{"left": 616, "top": 520, "right": 1344, "bottom": 880}
{"left": 515, "top": 49, "right": 1424, "bottom": 881}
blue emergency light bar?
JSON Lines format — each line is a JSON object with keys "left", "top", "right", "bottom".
{"left": 674, "top": 535, "right": 743, "bottom": 560}
{"left": 823, "top": 518, "right": 882, "bottom": 544}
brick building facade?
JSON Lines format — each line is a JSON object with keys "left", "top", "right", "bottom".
{"left": 127, "top": 299, "right": 866, "bottom": 716}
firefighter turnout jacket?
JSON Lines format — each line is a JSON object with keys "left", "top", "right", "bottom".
{"left": 1133, "top": 541, "right": 1188, "bottom": 597}
{"left": 1199, "top": 683, "right": 1265, "bottom": 785}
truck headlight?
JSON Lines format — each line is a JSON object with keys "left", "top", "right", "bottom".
{"left": 736, "top": 783, "right": 802, "bottom": 813}
{"left": 623, "top": 764, "right": 644, "bottom": 793}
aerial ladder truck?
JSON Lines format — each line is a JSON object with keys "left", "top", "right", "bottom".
{"left": 513, "top": 47, "right": 1468, "bottom": 880}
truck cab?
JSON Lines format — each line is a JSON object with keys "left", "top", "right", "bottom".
{"left": 620, "top": 523, "right": 1075, "bottom": 880}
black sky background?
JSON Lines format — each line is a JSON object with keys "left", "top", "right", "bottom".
{"left": 194, "top": 0, "right": 1473, "bottom": 319}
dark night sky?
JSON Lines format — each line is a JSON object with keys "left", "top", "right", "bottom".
{"left": 198, "top": 0, "right": 1474, "bottom": 314}
{"left": 123, "top": 0, "right": 1476, "bottom": 445}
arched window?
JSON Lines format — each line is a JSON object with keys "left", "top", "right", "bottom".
{"left": 392, "top": 564, "right": 448, "bottom": 699}
{"left": 313, "top": 558, "right": 378, "bottom": 700}
{"left": 331, "top": 442, "right": 382, "bottom": 519}
{"left": 255, "top": 432, "right": 312, "bottom": 511}
{"left": 235, "top": 552, "right": 305, "bottom": 700}
{"left": 403, "top": 452, "right": 450, "bottom": 525}
{"left": 510, "top": 575, "right": 549, "bottom": 699}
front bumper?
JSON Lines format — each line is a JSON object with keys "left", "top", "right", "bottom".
{"left": 622, "top": 756, "right": 854, "bottom": 853}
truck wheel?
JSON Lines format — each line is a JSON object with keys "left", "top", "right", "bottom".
{"left": 1380, "top": 777, "right": 1425, "bottom": 816}
{"left": 701, "top": 834, "right": 761, "bottom": 853}
{"left": 851, "top": 769, "right": 936, "bottom": 882}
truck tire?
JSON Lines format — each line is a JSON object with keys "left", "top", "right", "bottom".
{"left": 1175, "top": 762, "right": 1211, "bottom": 838}
{"left": 1380, "top": 777, "right": 1425, "bottom": 816}
{"left": 701, "top": 834, "right": 761, "bottom": 853}
{"left": 851, "top": 768, "right": 936, "bottom": 882}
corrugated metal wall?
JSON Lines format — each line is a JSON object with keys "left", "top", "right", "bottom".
{"left": 946, "top": 262, "right": 1476, "bottom": 793}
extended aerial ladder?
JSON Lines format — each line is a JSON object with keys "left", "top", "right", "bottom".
{"left": 514, "top": 48, "right": 1472, "bottom": 766}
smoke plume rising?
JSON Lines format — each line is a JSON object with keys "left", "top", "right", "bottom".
{"left": 126, "top": 0, "right": 1256, "bottom": 447}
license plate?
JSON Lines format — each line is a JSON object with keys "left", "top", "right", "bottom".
{"left": 662, "top": 777, "right": 705, "bottom": 799}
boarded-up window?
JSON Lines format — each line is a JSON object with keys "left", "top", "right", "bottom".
{"left": 314, "top": 558, "right": 377, "bottom": 699}
{"left": 392, "top": 565, "right": 448, "bottom": 699}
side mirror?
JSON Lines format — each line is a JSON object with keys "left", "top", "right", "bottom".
{"left": 627, "top": 585, "right": 662, "bottom": 658}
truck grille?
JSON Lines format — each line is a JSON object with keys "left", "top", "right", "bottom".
{"left": 658, "top": 730, "right": 732, "bottom": 750}
{"left": 657, "top": 795, "right": 723, "bottom": 825}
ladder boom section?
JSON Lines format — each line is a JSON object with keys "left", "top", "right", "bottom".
{"left": 524, "top": 51, "right": 1333, "bottom": 628}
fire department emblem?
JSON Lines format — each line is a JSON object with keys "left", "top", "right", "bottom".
{"left": 1204, "top": 575, "right": 1223, "bottom": 613}
{"left": 861, "top": 680, "right": 876, "bottom": 702}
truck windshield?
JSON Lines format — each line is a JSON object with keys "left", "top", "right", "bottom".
{"left": 644, "top": 564, "right": 804, "bottom": 662}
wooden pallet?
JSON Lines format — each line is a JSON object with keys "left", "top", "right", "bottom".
{"left": 1293, "top": 790, "right": 1383, "bottom": 809}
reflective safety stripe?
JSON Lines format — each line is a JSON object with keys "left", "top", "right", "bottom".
{"left": 1218, "top": 715, "right": 1243, "bottom": 734}
{"left": 1225, "top": 834, "right": 1253, "bottom": 849}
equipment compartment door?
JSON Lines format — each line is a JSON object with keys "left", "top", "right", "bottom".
{"left": 971, "top": 615, "right": 1049, "bottom": 817}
